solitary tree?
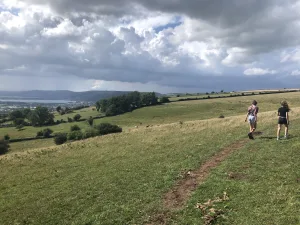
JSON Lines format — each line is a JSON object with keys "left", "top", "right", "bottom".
{"left": 87, "top": 116, "right": 94, "bottom": 126}
{"left": 56, "top": 106, "right": 62, "bottom": 112}
{"left": 73, "top": 114, "right": 81, "bottom": 121}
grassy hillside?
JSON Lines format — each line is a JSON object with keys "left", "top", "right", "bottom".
{"left": 94, "top": 92, "right": 300, "bottom": 127}
{"left": 1, "top": 92, "right": 300, "bottom": 224}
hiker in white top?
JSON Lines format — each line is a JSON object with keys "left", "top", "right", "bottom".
{"left": 245, "top": 100, "right": 259, "bottom": 139}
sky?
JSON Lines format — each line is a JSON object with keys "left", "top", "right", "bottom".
{"left": 1, "top": 0, "right": 300, "bottom": 93}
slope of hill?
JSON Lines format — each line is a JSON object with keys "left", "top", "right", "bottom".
{"left": 1, "top": 92, "right": 300, "bottom": 224}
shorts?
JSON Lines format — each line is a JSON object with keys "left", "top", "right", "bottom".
{"left": 278, "top": 117, "right": 288, "bottom": 125}
{"left": 248, "top": 115, "right": 256, "bottom": 124}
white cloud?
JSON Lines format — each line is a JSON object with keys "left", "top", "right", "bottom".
{"left": 291, "top": 70, "right": 300, "bottom": 76}
{"left": 244, "top": 68, "right": 277, "bottom": 76}
{"left": 1, "top": 0, "right": 300, "bottom": 92}
{"left": 281, "top": 48, "right": 300, "bottom": 63}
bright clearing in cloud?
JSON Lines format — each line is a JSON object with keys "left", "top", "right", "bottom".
{"left": 1, "top": 0, "right": 300, "bottom": 93}
{"left": 244, "top": 68, "right": 277, "bottom": 76}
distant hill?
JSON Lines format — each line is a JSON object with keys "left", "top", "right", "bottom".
{"left": 0, "top": 90, "right": 162, "bottom": 102}
{"left": 0, "top": 90, "right": 161, "bottom": 102}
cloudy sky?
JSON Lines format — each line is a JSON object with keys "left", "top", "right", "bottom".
{"left": 1, "top": 0, "right": 300, "bottom": 93}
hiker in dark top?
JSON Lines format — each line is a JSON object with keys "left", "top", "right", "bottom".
{"left": 277, "top": 101, "right": 290, "bottom": 140}
{"left": 245, "top": 100, "right": 259, "bottom": 139}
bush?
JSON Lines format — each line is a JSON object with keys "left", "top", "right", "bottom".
{"left": 87, "top": 116, "right": 94, "bottom": 126}
{"left": 70, "top": 125, "right": 81, "bottom": 132}
{"left": 37, "top": 128, "right": 53, "bottom": 138}
{"left": 95, "top": 123, "right": 122, "bottom": 136}
{"left": 0, "top": 139, "right": 9, "bottom": 155}
{"left": 4, "top": 134, "right": 10, "bottom": 141}
{"left": 83, "top": 128, "right": 98, "bottom": 139}
{"left": 36, "top": 130, "right": 43, "bottom": 137}
{"left": 54, "top": 133, "right": 67, "bottom": 145}
{"left": 73, "top": 114, "right": 81, "bottom": 121}
{"left": 43, "top": 128, "right": 53, "bottom": 138}
{"left": 68, "top": 130, "right": 83, "bottom": 141}
{"left": 160, "top": 96, "right": 170, "bottom": 103}
{"left": 67, "top": 117, "right": 73, "bottom": 123}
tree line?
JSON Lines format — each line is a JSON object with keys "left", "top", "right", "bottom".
{"left": 9, "top": 106, "right": 54, "bottom": 127}
{"left": 95, "top": 91, "right": 159, "bottom": 116}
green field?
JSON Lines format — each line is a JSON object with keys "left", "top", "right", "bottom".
{"left": 53, "top": 107, "right": 100, "bottom": 121}
{"left": 94, "top": 92, "right": 300, "bottom": 128}
{"left": 1, "top": 92, "right": 300, "bottom": 224}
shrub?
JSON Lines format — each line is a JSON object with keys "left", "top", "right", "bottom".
{"left": 68, "top": 130, "right": 83, "bottom": 141}
{"left": 4, "top": 134, "right": 10, "bottom": 141}
{"left": 83, "top": 128, "right": 98, "bottom": 139}
{"left": 95, "top": 123, "right": 122, "bottom": 136}
{"left": 70, "top": 124, "right": 81, "bottom": 132}
{"left": 0, "top": 139, "right": 9, "bottom": 155}
{"left": 67, "top": 117, "right": 73, "bottom": 123}
{"left": 43, "top": 128, "right": 53, "bottom": 138}
{"left": 36, "top": 128, "right": 53, "bottom": 138}
{"left": 160, "top": 96, "right": 170, "bottom": 103}
{"left": 36, "top": 130, "right": 43, "bottom": 137}
{"left": 87, "top": 116, "right": 94, "bottom": 126}
{"left": 54, "top": 133, "right": 67, "bottom": 145}
{"left": 73, "top": 114, "right": 81, "bottom": 121}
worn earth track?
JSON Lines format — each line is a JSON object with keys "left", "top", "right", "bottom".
{"left": 147, "top": 138, "right": 250, "bottom": 225}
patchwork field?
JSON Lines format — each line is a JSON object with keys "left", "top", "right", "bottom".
{"left": 1, "top": 92, "right": 300, "bottom": 224}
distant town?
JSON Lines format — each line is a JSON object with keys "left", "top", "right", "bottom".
{"left": 0, "top": 99, "right": 93, "bottom": 114}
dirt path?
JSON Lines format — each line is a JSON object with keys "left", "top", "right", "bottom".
{"left": 147, "top": 139, "right": 250, "bottom": 225}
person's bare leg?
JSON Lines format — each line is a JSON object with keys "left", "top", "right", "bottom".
{"left": 277, "top": 124, "right": 281, "bottom": 140}
{"left": 248, "top": 123, "right": 255, "bottom": 139}
{"left": 284, "top": 124, "right": 288, "bottom": 138}
{"left": 252, "top": 124, "right": 256, "bottom": 133}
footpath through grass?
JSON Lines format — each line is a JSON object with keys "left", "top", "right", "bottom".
{"left": 169, "top": 118, "right": 300, "bottom": 225}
